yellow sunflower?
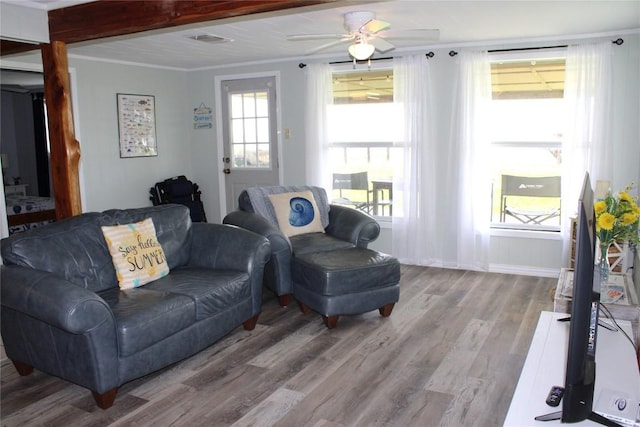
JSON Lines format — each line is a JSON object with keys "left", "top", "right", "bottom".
{"left": 597, "top": 212, "right": 616, "bottom": 231}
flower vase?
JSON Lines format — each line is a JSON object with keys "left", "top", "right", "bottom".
{"left": 598, "top": 244, "right": 611, "bottom": 283}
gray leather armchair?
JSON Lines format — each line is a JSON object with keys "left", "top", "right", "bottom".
{"left": 223, "top": 186, "right": 380, "bottom": 306}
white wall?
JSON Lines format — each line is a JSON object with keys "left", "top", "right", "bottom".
{"left": 0, "top": 2, "right": 49, "bottom": 44}
{"left": 69, "top": 58, "right": 190, "bottom": 212}
{"left": 610, "top": 34, "right": 640, "bottom": 189}
{"left": 187, "top": 61, "right": 309, "bottom": 223}
{"left": 184, "top": 68, "right": 220, "bottom": 222}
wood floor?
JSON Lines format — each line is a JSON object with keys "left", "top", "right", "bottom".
{"left": 1, "top": 265, "right": 556, "bottom": 427}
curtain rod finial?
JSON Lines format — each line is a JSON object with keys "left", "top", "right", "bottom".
{"left": 449, "top": 50, "right": 458, "bottom": 57}
{"left": 425, "top": 51, "right": 435, "bottom": 58}
{"left": 298, "top": 62, "right": 307, "bottom": 68}
{"left": 612, "top": 38, "right": 624, "bottom": 46}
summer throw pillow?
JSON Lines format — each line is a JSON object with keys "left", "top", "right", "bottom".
{"left": 268, "top": 190, "right": 325, "bottom": 237}
{"left": 101, "top": 217, "right": 170, "bottom": 289}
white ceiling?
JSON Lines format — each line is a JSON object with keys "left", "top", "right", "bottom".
{"left": 7, "top": 0, "right": 640, "bottom": 70}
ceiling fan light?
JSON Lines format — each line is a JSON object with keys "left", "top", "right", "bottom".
{"left": 348, "top": 42, "right": 375, "bottom": 60}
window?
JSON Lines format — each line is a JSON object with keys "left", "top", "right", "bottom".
{"left": 488, "top": 54, "right": 566, "bottom": 231}
{"left": 328, "top": 66, "right": 400, "bottom": 217}
{"left": 230, "top": 90, "right": 270, "bottom": 168}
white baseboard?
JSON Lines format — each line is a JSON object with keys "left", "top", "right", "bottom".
{"left": 400, "top": 260, "right": 561, "bottom": 278}
{"left": 489, "top": 264, "right": 560, "bottom": 278}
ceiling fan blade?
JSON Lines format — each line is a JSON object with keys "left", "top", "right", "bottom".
{"left": 287, "top": 33, "right": 348, "bottom": 41}
{"left": 361, "top": 19, "right": 390, "bottom": 34}
{"left": 304, "top": 38, "right": 350, "bottom": 55}
{"left": 369, "top": 36, "right": 395, "bottom": 53}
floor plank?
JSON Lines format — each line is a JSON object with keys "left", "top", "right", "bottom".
{"left": 1, "top": 265, "right": 556, "bottom": 426}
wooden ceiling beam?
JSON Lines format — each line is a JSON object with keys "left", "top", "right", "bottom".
{"left": 48, "top": 0, "right": 342, "bottom": 44}
{"left": 0, "top": 40, "right": 40, "bottom": 56}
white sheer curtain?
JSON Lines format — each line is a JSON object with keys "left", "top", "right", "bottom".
{"left": 561, "top": 41, "right": 613, "bottom": 265}
{"left": 391, "top": 55, "right": 438, "bottom": 265}
{"left": 442, "top": 51, "right": 492, "bottom": 271}
{"left": 304, "top": 63, "right": 333, "bottom": 190}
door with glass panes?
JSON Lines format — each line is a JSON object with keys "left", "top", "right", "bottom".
{"left": 220, "top": 76, "right": 279, "bottom": 212}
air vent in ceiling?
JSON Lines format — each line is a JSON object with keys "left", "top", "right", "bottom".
{"left": 188, "top": 34, "right": 233, "bottom": 43}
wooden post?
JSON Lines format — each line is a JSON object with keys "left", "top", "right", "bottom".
{"left": 41, "top": 41, "right": 82, "bottom": 219}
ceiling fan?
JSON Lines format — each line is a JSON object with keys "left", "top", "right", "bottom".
{"left": 286, "top": 11, "right": 439, "bottom": 60}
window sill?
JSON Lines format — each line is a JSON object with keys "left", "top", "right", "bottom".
{"left": 490, "top": 227, "right": 562, "bottom": 240}
{"left": 378, "top": 219, "right": 562, "bottom": 237}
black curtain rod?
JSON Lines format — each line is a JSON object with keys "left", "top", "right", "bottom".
{"left": 449, "top": 38, "right": 624, "bottom": 57}
{"left": 296, "top": 57, "right": 392, "bottom": 69}
{"left": 298, "top": 52, "right": 435, "bottom": 68}
{"left": 487, "top": 44, "right": 568, "bottom": 53}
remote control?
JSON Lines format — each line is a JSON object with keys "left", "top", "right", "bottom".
{"left": 546, "top": 385, "right": 564, "bottom": 407}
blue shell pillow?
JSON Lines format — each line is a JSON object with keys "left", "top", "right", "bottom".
{"left": 268, "top": 190, "right": 325, "bottom": 237}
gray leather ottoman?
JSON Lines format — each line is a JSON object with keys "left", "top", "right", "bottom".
{"left": 291, "top": 247, "right": 400, "bottom": 329}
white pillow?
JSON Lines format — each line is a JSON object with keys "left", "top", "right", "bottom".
{"left": 101, "top": 217, "right": 170, "bottom": 289}
{"left": 268, "top": 190, "right": 325, "bottom": 237}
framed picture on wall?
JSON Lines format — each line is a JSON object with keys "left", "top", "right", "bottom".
{"left": 116, "top": 93, "right": 157, "bottom": 158}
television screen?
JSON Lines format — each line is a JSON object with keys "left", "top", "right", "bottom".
{"left": 562, "top": 171, "right": 599, "bottom": 423}
{"left": 536, "top": 172, "right": 624, "bottom": 426}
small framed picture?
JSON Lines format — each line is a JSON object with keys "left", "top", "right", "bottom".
{"left": 117, "top": 93, "right": 157, "bottom": 158}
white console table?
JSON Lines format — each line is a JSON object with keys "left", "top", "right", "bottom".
{"left": 554, "top": 269, "right": 639, "bottom": 345}
{"left": 504, "top": 311, "right": 640, "bottom": 426}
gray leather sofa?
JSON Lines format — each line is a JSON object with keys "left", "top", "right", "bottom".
{"left": 223, "top": 186, "right": 380, "bottom": 306}
{"left": 1, "top": 204, "right": 270, "bottom": 409}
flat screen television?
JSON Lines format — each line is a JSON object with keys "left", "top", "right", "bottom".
{"left": 563, "top": 172, "right": 603, "bottom": 423}
{"left": 537, "top": 172, "right": 621, "bottom": 426}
